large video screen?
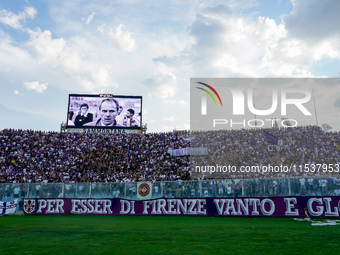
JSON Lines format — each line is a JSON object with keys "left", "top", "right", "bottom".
{"left": 66, "top": 94, "right": 142, "bottom": 129}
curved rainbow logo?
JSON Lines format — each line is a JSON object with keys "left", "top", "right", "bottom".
{"left": 196, "top": 82, "right": 223, "bottom": 106}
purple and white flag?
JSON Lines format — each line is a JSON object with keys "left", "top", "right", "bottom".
{"left": 0, "top": 199, "right": 18, "bottom": 215}
{"left": 321, "top": 123, "right": 333, "bottom": 132}
{"left": 263, "top": 131, "right": 279, "bottom": 145}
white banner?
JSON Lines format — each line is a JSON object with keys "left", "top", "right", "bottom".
{"left": 168, "top": 147, "right": 208, "bottom": 156}
{"left": 321, "top": 123, "right": 333, "bottom": 132}
{"left": 0, "top": 199, "right": 18, "bottom": 215}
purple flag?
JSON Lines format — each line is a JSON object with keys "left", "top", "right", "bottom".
{"left": 263, "top": 131, "right": 279, "bottom": 145}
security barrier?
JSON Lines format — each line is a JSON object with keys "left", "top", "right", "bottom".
{"left": 1, "top": 176, "right": 339, "bottom": 203}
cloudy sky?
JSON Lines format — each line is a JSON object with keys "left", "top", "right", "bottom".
{"left": 0, "top": 0, "right": 340, "bottom": 133}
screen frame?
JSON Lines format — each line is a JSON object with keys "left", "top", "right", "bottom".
{"left": 66, "top": 94, "right": 142, "bottom": 130}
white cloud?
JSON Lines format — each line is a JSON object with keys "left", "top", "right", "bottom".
{"left": 152, "top": 3, "right": 339, "bottom": 79}
{"left": 163, "top": 99, "right": 188, "bottom": 105}
{"left": 97, "top": 23, "right": 106, "bottom": 33}
{"left": 149, "top": 33, "right": 195, "bottom": 59}
{"left": 186, "top": 6, "right": 288, "bottom": 76}
{"left": 283, "top": 0, "right": 340, "bottom": 41}
{"left": 26, "top": 29, "right": 66, "bottom": 63}
{"left": 0, "top": 6, "right": 37, "bottom": 29}
{"left": 144, "top": 71, "right": 177, "bottom": 99}
{"left": 1, "top": 2, "right": 340, "bottom": 133}
{"left": 108, "top": 24, "right": 136, "bottom": 53}
{"left": 14, "top": 90, "right": 20, "bottom": 95}
{"left": 25, "top": 6, "right": 37, "bottom": 18}
{"left": 91, "top": 65, "right": 116, "bottom": 88}
{"left": 24, "top": 81, "right": 48, "bottom": 93}
{"left": 0, "top": 35, "right": 32, "bottom": 72}
{"left": 86, "top": 12, "right": 95, "bottom": 25}
{"left": 22, "top": 28, "right": 118, "bottom": 92}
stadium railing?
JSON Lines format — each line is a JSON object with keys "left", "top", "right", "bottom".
{"left": 1, "top": 176, "right": 339, "bottom": 205}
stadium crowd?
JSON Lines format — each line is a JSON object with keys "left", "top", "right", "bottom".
{"left": 191, "top": 125, "right": 340, "bottom": 179}
{"left": 1, "top": 125, "right": 340, "bottom": 184}
{"left": 0, "top": 129, "right": 190, "bottom": 184}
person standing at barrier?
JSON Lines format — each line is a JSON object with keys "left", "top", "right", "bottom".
{"left": 13, "top": 186, "right": 20, "bottom": 198}
{"left": 21, "top": 185, "right": 27, "bottom": 198}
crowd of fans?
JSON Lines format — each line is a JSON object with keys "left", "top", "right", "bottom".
{"left": 191, "top": 125, "right": 340, "bottom": 179}
{"left": 0, "top": 129, "right": 190, "bottom": 184}
{"left": 1, "top": 125, "right": 340, "bottom": 184}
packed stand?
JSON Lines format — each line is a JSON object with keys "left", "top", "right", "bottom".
{"left": 0, "top": 129, "right": 190, "bottom": 183}
{"left": 191, "top": 126, "right": 340, "bottom": 179}
{"left": 1, "top": 126, "right": 340, "bottom": 184}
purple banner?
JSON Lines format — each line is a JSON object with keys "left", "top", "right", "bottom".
{"left": 23, "top": 196, "right": 340, "bottom": 217}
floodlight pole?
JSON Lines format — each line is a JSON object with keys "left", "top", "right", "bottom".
{"left": 253, "top": 92, "right": 257, "bottom": 127}
{"left": 312, "top": 89, "right": 319, "bottom": 126}
{"left": 142, "top": 123, "right": 147, "bottom": 134}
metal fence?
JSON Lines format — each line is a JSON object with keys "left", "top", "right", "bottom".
{"left": 2, "top": 176, "right": 340, "bottom": 205}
